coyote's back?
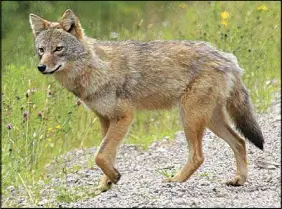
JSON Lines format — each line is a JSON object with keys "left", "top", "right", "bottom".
{"left": 29, "top": 9, "right": 264, "bottom": 192}
{"left": 85, "top": 39, "right": 244, "bottom": 110}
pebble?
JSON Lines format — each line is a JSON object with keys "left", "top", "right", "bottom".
{"left": 173, "top": 198, "right": 186, "bottom": 205}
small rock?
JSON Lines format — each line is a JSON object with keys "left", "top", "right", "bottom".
{"left": 199, "top": 180, "right": 210, "bottom": 186}
{"left": 173, "top": 198, "right": 186, "bottom": 205}
{"left": 38, "top": 199, "right": 49, "bottom": 206}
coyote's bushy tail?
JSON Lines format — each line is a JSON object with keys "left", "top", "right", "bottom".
{"left": 226, "top": 77, "right": 264, "bottom": 150}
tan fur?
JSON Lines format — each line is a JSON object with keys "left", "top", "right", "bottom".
{"left": 29, "top": 9, "right": 264, "bottom": 191}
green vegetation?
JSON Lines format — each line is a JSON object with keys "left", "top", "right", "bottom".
{"left": 55, "top": 185, "right": 100, "bottom": 204}
{"left": 2, "top": 1, "right": 280, "bottom": 207}
{"left": 157, "top": 167, "right": 178, "bottom": 179}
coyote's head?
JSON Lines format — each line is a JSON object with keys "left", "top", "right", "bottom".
{"left": 29, "top": 9, "right": 86, "bottom": 75}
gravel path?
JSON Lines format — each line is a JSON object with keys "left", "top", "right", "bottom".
{"left": 3, "top": 92, "right": 281, "bottom": 208}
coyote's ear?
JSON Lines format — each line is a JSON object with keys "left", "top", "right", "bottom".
{"left": 59, "top": 9, "right": 84, "bottom": 40}
{"left": 29, "top": 14, "right": 50, "bottom": 37}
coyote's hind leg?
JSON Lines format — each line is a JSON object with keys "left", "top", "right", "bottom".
{"left": 208, "top": 107, "right": 247, "bottom": 186}
{"left": 165, "top": 80, "right": 217, "bottom": 183}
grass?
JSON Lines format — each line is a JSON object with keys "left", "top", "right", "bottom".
{"left": 55, "top": 185, "right": 100, "bottom": 204}
{"left": 157, "top": 167, "right": 178, "bottom": 179}
{"left": 1, "top": 1, "right": 281, "bottom": 207}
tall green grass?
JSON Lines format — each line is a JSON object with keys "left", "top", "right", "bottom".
{"left": 2, "top": 1, "right": 280, "bottom": 206}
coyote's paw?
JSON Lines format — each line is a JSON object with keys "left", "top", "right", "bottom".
{"left": 96, "top": 181, "right": 112, "bottom": 192}
{"left": 225, "top": 175, "right": 246, "bottom": 186}
{"left": 110, "top": 171, "right": 121, "bottom": 184}
{"left": 162, "top": 176, "right": 182, "bottom": 183}
{"left": 162, "top": 178, "right": 173, "bottom": 183}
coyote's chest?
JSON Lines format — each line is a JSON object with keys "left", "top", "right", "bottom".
{"left": 81, "top": 93, "right": 118, "bottom": 117}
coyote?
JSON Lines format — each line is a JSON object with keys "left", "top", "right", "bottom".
{"left": 29, "top": 9, "right": 264, "bottom": 192}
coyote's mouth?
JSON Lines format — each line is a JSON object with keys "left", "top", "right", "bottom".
{"left": 43, "top": 65, "right": 62, "bottom": 74}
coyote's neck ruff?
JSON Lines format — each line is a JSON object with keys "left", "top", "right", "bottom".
{"left": 30, "top": 9, "right": 264, "bottom": 192}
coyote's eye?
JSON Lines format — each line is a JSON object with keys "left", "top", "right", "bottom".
{"left": 55, "top": 46, "right": 63, "bottom": 52}
{"left": 39, "top": 48, "right": 44, "bottom": 54}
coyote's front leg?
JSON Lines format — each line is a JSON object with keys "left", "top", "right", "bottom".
{"left": 95, "top": 114, "right": 111, "bottom": 192}
{"left": 94, "top": 108, "right": 134, "bottom": 192}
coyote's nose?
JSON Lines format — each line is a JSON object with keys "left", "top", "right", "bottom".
{"left": 38, "top": 64, "right": 46, "bottom": 72}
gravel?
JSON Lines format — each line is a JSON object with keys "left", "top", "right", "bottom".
{"left": 3, "top": 92, "right": 281, "bottom": 208}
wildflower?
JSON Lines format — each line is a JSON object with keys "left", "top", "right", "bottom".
{"left": 23, "top": 111, "right": 29, "bottom": 121}
{"left": 76, "top": 99, "right": 82, "bottom": 106}
{"left": 48, "top": 90, "right": 54, "bottom": 97}
{"left": 221, "top": 20, "right": 228, "bottom": 27}
{"left": 26, "top": 89, "right": 31, "bottom": 98}
{"left": 38, "top": 111, "right": 43, "bottom": 118}
{"left": 56, "top": 124, "right": 62, "bottom": 129}
{"left": 257, "top": 4, "right": 268, "bottom": 11}
{"left": 48, "top": 127, "right": 53, "bottom": 132}
{"left": 221, "top": 11, "right": 230, "bottom": 20}
{"left": 7, "top": 123, "right": 13, "bottom": 130}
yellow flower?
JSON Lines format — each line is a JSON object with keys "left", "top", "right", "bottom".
{"left": 257, "top": 4, "right": 268, "bottom": 11}
{"left": 48, "top": 127, "right": 53, "bottom": 132}
{"left": 56, "top": 124, "right": 62, "bottom": 129}
{"left": 178, "top": 3, "right": 188, "bottom": 9}
{"left": 221, "top": 11, "right": 230, "bottom": 20}
{"left": 221, "top": 20, "right": 228, "bottom": 27}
